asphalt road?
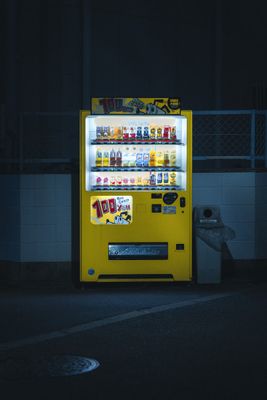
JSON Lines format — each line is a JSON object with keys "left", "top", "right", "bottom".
{"left": 0, "top": 276, "right": 267, "bottom": 400}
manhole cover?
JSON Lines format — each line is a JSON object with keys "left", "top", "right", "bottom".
{"left": 0, "top": 355, "right": 100, "bottom": 381}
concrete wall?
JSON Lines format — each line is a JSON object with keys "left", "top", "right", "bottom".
{"left": 0, "top": 172, "right": 266, "bottom": 264}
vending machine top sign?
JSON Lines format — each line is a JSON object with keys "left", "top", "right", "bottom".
{"left": 91, "top": 97, "right": 181, "bottom": 115}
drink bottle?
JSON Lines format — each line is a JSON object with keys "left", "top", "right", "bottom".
{"left": 117, "top": 127, "right": 123, "bottom": 140}
{"left": 143, "top": 149, "right": 150, "bottom": 167}
{"left": 170, "top": 150, "right": 176, "bottom": 166}
{"left": 103, "top": 150, "right": 110, "bottom": 166}
{"left": 96, "top": 148, "right": 103, "bottom": 167}
{"left": 129, "top": 147, "right": 137, "bottom": 167}
{"left": 156, "top": 150, "right": 164, "bottom": 166}
{"left": 116, "top": 149, "right": 122, "bottom": 166}
{"left": 136, "top": 149, "right": 143, "bottom": 167}
{"left": 164, "top": 150, "right": 170, "bottom": 167}
{"left": 110, "top": 149, "right": 116, "bottom": 166}
{"left": 149, "top": 150, "right": 156, "bottom": 166}
{"left": 122, "top": 147, "right": 130, "bottom": 167}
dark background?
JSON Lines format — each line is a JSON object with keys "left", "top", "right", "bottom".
{"left": 1, "top": 0, "right": 267, "bottom": 115}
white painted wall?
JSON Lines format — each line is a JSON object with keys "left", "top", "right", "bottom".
{"left": 255, "top": 173, "right": 267, "bottom": 258}
{"left": 0, "top": 172, "right": 266, "bottom": 262}
{"left": 20, "top": 175, "right": 71, "bottom": 262}
{"left": 193, "top": 172, "right": 267, "bottom": 259}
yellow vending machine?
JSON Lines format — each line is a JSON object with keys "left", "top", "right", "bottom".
{"left": 80, "top": 98, "right": 192, "bottom": 282}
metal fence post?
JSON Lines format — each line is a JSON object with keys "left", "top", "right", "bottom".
{"left": 265, "top": 111, "right": 267, "bottom": 168}
{"left": 0, "top": 104, "right": 5, "bottom": 148}
{"left": 250, "top": 110, "right": 256, "bottom": 169}
{"left": 19, "top": 113, "right": 23, "bottom": 172}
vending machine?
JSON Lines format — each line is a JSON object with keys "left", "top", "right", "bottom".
{"left": 80, "top": 98, "right": 192, "bottom": 282}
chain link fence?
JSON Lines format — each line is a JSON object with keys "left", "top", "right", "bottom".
{"left": 0, "top": 109, "right": 266, "bottom": 172}
{"left": 193, "top": 110, "right": 266, "bottom": 170}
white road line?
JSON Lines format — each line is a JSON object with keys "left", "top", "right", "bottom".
{"left": 0, "top": 292, "right": 236, "bottom": 352}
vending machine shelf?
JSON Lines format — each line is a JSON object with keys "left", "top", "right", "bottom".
{"left": 91, "top": 166, "right": 183, "bottom": 172}
{"left": 91, "top": 185, "right": 181, "bottom": 191}
{"left": 90, "top": 140, "right": 183, "bottom": 145}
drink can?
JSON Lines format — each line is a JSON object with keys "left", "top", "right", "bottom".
{"left": 163, "top": 126, "right": 170, "bottom": 139}
{"left": 123, "top": 127, "right": 129, "bottom": 140}
{"left": 116, "top": 176, "right": 122, "bottom": 185}
{"left": 130, "top": 176, "right": 136, "bottom": 185}
{"left": 123, "top": 177, "right": 129, "bottom": 185}
{"left": 143, "top": 127, "right": 149, "bottom": 139}
{"left": 110, "top": 176, "right": 116, "bottom": 186}
{"left": 156, "top": 127, "right": 162, "bottom": 139}
{"left": 136, "top": 127, "right": 142, "bottom": 139}
{"left": 150, "top": 172, "right": 156, "bottom": 186}
{"left": 130, "top": 127, "right": 136, "bottom": 140}
{"left": 137, "top": 176, "right": 143, "bottom": 185}
{"left": 157, "top": 172, "right": 162, "bottom": 185}
{"left": 103, "top": 176, "right": 109, "bottom": 186}
{"left": 103, "top": 127, "right": 109, "bottom": 140}
{"left": 170, "top": 126, "right": 176, "bottom": 140}
{"left": 163, "top": 172, "right": 169, "bottom": 184}
{"left": 96, "top": 126, "right": 102, "bottom": 140}
{"left": 169, "top": 172, "right": 176, "bottom": 185}
{"left": 96, "top": 176, "right": 102, "bottom": 186}
{"left": 150, "top": 127, "right": 156, "bottom": 139}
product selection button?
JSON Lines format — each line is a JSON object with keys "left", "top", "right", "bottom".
{"left": 152, "top": 204, "right": 162, "bottom": 213}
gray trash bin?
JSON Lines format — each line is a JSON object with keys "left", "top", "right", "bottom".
{"left": 193, "top": 205, "right": 235, "bottom": 284}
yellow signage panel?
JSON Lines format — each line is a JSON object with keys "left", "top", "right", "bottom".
{"left": 91, "top": 195, "right": 133, "bottom": 225}
{"left": 91, "top": 97, "right": 181, "bottom": 115}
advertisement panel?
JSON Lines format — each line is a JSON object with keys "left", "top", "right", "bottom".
{"left": 91, "top": 195, "right": 133, "bottom": 225}
{"left": 91, "top": 97, "right": 181, "bottom": 115}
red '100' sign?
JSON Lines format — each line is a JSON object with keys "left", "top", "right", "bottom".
{"left": 92, "top": 198, "right": 117, "bottom": 219}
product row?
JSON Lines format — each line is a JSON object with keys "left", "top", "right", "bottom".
{"left": 94, "top": 171, "right": 179, "bottom": 187}
{"left": 94, "top": 148, "right": 179, "bottom": 168}
{"left": 95, "top": 125, "right": 178, "bottom": 141}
